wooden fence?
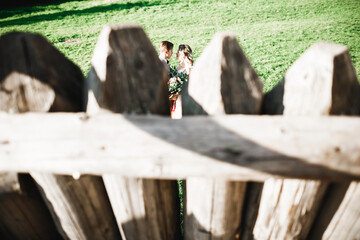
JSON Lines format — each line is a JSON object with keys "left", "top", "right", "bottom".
{"left": 0, "top": 24, "right": 359, "bottom": 240}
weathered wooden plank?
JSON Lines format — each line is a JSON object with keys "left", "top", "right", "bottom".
{"left": 104, "top": 176, "right": 180, "bottom": 239}
{"left": 31, "top": 174, "right": 120, "bottom": 240}
{"left": 253, "top": 41, "right": 360, "bottom": 240}
{"left": 1, "top": 113, "right": 360, "bottom": 181}
{"left": 283, "top": 42, "right": 360, "bottom": 116}
{"left": 184, "top": 178, "right": 245, "bottom": 240}
{"left": 183, "top": 33, "right": 262, "bottom": 115}
{"left": 0, "top": 174, "right": 65, "bottom": 239}
{"left": 321, "top": 182, "right": 360, "bottom": 239}
{"left": 306, "top": 182, "right": 350, "bottom": 239}
{"left": 0, "top": 31, "right": 120, "bottom": 239}
{"left": 88, "top": 24, "right": 181, "bottom": 239}
{"left": 2, "top": 113, "right": 360, "bottom": 180}
{"left": 0, "top": 31, "right": 86, "bottom": 112}
{"left": 182, "top": 32, "right": 262, "bottom": 240}
{"left": 254, "top": 179, "right": 328, "bottom": 239}
{"left": 87, "top": 23, "right": 169, "bottom": 115}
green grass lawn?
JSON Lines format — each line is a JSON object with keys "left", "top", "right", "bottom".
{"left": 1, "top": 0, "right": 360, "bottom": 92}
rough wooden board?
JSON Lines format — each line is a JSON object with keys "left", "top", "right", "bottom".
{"left": 322, "top": 182, "right": 360, "bottom": 239}
{"left": 254, "top": 179, "right": 329, "bottom": 240}
{"left": 88, "top": 24, "right": 181, "bottom": 240}
{"left": 31, "top": 173, "right": 121, "bottom": 240}
{"left": 254, "top": 41, "right": 360, "bottom": 240}
{"left": 0, "top": 31, "right": 86, "bottom": 112}
{"left": 1, "top": 113, "right": 360, "bottom": 181}
{"left": 182, "top": 32, "right": 263, "bottom": 240}
{"left": 183, "top": 32, "right": 263, "bottom": 115}
{"left": 103, "top": 176, "right": 181, "bottom": 240}
{"left": 283, "top": 41, "right": 360, "bottom": 116}
{"left": 87, "top": 24, "right": 169, "bottom": 115}
{"left": 0, "top": 174, "right": 65, "bottom": 239}
{"left": 185, "top": 178, "right": 246, "bottom": 240}
{"left": 306, "top": 182, "right": 350, "bottom": 239}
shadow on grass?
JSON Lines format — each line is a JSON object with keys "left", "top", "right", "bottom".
{"left": 0, "top": 0, "right": 167, "bottom": 28}
{"left": 1, "top": 0, "right": 78, "bottom": 7}
{"left": 0, "top": 0, "right": 81, "bottom": 19}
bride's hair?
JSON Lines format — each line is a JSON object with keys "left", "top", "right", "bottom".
{"left": 177, "top": 44, "right": 193, "bottom": 65}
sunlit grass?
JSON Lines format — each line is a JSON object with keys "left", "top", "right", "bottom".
{"left": 1, "top": 0, "right": 359, "bottom": 92}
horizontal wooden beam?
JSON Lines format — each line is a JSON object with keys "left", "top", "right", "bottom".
{"left": 0, "top": 112, "right": 359, "bottom": 181}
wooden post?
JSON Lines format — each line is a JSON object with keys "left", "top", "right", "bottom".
{"left": 0, "top": 32, "right": 120, "bottom": 239}
{"left": 0, "top": 174, "right": 65, "bottom": 239}
{"left": 253, "top": 42, "right": 360, "bottom": 239}
{"left": 0, "top": 32, "right": 86, "bottom": 113}
{"left": 182, "top": 32, "right": 263, "bottom": 239}
{"left": 88, "top": 24, "right": 180, "bottom": 239}
{"left": 31, "top": 174, "right": 121, "bottom": 240}
{"left": 307, "top": 48, "right": 360, "bottom": 239}
{"left": 321, "top": 182, "right": 360, "bottom": 239}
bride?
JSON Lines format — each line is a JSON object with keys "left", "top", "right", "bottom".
{"left": 170, "top": 44, "right": 193, "bottom": 119}
{"left": 176, "top": 44, "right": 193, "bottom": 75}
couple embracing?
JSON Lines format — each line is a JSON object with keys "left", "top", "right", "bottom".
{"left": 159, "top": 41, "right": 193, "bottom": 119}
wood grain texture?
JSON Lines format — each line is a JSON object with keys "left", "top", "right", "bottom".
{"left": 322, "top": 182, "right": 360, "bottom": 240}
{"left": 0, "top": 31, "right": 120, "bottom": 239}
{"left": 182, "top": 32, "right": 263, "bottom": 240}
{"left": 0, "top": 113, "right": 360, "bottom": 181}
{"left": 0, "top": 174, "right": 65, "bottom": 239}
{"left": 185, "top": 178, "right": 246, "bottom": 240}
{"left": 254, "top": 41, "right": 360, "bottom": 240}
{"left": 88, "top": 24, "right": 181, "bottom": 240}
{"left": 183, "top": 32, "right": 263, "bottom": 115}
{"left": 31, "top": 173, "right": 120, "bottom": 240}
{"left": 254, "top": 179, "right": 328, "bottom": 240}
{"left": 283, "top": 41, "right": 360, "bottom": 116}
{"left": 87, "top": 23, "right": 169, "bottom": 115}
{"left": 0, "top": 31, "right": 86, "bottom": 112}
{"left": 103, "top": 176, "right": 181, "bottom": 240}
{"left": 306, "top": 182, "right": 350, "bottom": 239}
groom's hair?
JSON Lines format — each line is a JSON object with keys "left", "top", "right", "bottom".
{"left": 160, "top": 41, "right": 174, "bottom": 53}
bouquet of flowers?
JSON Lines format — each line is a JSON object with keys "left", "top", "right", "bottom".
{"left": 168, "top": 66, "right": 188, "bottom": 95}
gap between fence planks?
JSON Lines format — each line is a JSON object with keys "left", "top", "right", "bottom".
{"left": 1, "top": 112, "right": 360, "bottom": 181}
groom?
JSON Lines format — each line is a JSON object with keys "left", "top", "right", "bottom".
{"left": 158, "top": 40, "right": 173, "bottom": 71}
